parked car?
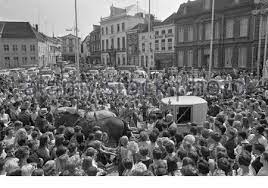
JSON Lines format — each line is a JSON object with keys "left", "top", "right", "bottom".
{"left": 0, "top": 69, "right": 10, "bottom": 76}
{"left": 27, "top": 67, "right": 39, "bottom": 75}
{"left": 87, "top": 70, "right": 99, "bottom": 75}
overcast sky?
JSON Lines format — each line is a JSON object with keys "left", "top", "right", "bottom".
{"left": 0, "top": 0, "right": 187, "bottom": 39}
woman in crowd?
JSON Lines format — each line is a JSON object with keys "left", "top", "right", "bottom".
{"left": 0, "top": 69, "right": 268, "bottom": 176}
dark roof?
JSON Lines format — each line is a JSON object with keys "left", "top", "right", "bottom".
{"left": 176, "top": 0, "right": 253, "bottom": 18}
{"left": 154, "top": 13, "right": 176, "bottom": 27}
{"left": 31, "top": 27, "right": 47, "bottom": 42}
{"left": 162, "top": 13, "right": 176, "bottom": 25}
{"left": 0, "top": 22, "right": 36, "bottom": 39}
{"left": 91, "top": 25, "right": 100, "bottom": 33}
{"left": 177, "top": 0, "right": 203, "bottom": 16}
{"left": 129, "top": 23, "right": 147, "bottom": 31}
{"left": 60, "top": 33, "right": 81, "bottom": 39}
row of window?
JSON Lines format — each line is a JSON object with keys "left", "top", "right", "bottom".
{"left": 177, "top": 17, "right": 249, "bottom": 43}
{"left": 63, "top": 39, "right": 75, "bottom": 45}
{"left": 140, "top": 55, "right": 154, "bottom": 68}
{"left": 155, "top": 39, "right": 173, "bottom": 51}
{"left": 3, "top": 44, "right": 35, "bottom": 52}
{"left": 4, "top": 56, "right": 36, "bottom": 63}
{"left": 155, "top": 28, "right": 173, "bottom": 36}
{"left": 177, "top": 47, "right": 247, "bottom": 68}
{"left": 101, "top": 37, "right": 126, "bottom": 51}
{"left": 141, "top": 42, "right": 153, "bottom": 53}
{"left": 90, "top": 34, "right": 100, "bottom": 41}
{"left": 101, "top": 23, "right": 125, "bottom": 35}
{"left": 90, "top": 44, "right": 100, "bottom": 52}
{"left": 102, "top": 55, "right": 127, "bottom": 65}
{"left": 63, "top": 47, "right": 74, "bottom": 53}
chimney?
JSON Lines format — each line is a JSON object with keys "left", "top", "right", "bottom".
{"left": 35, "top": 24, "right": 38, "bottom": 32}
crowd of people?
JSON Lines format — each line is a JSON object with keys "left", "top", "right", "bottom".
{"left": 1, "top": 67, "right": 268, "bottom": 176}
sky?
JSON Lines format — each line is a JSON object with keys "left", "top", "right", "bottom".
{"left": 0, "top": 0, "right": 187, "bottom": 40}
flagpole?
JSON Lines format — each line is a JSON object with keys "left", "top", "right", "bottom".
{"left": 148, "top": 0, "right": 151, "bottom": 74}
{"left": 75, "top": 0, "right": 80, "bottom": 111}
{"left": 208, "top": 0, "right": 215, "bottom": 80}
{"left": 263, "top": 14, "right": 268, "bottom": 78}
{"left": 75, "top": 0, "right": 80, "bottom": 82}
{"left": 257, "top": 6, "right": 263, "bottom": 79}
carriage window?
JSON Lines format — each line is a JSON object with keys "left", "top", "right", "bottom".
{"left": 176, "top": 107, "right": 192, "bottom": 124}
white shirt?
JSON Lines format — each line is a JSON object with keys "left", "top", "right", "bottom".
{"left": 0, "top": 113, "right": 10, "bottom": 126}
{"left": 147, "top": 122, "right": 155, "bottom": 132}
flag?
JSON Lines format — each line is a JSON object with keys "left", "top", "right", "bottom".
{"left": 66, "top": 28, "right": 73, "bottom": 32}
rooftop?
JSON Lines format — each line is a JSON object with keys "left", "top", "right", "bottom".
{"left": 59, "top": 33, "right": 81, "bottom": 39}
{"left": 0, "top": 21, "right": 36, "bottom": 39}
{"left": 0, "top": 21, "right": 61, "bottom": 45}
{"left": 176, "top": 0, "right": 254, "bottom": 18}
{"left": 101, "top": 4, "right": 146, "bottom": 22}
{"left": 154, "top": 13, "right": 176, "bottom": 27}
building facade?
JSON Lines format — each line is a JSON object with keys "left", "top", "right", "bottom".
{"left": 154, "top": 13, "right": 176, "bottom": 70}
{"left": 81, "top": 35, "right": 91, "bottom": 63}
{"left": 138, "top": 29, "right": 155, "bottom": 69}
{"left": 100, "top": 5, "right": 145, "bottom": 67}
{"left": 174, "top": 0, "right": 266, "bottom": 72}
{"left": 45, "top": 36, "right": 62, "bottom": 66}
{"left": 127, "top": 22, "right": 147, "bottom": 66}
{"left": 60, "top": 34, "right": 81, "bottom": 64}
{"left": 89, "top": 25, "right": 101, "bottom": 66}
{"left": 0, "top": 22, "right": 60, "bottom": 69}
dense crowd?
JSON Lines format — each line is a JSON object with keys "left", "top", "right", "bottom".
{"left": 1, "top": 68, "right": 268, "bottom": 176}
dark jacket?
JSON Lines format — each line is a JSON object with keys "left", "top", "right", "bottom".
{"left": 35, "top": 116, "right": 49, "bottom": 134}
{"left": 224, "top": 137, "right": 236, "bottom": 160}
{"left": 251, "top": 156, "right": 263, "bottom": 175}
{"left": 18, "top": 110, "right": 35, "bottom": 127}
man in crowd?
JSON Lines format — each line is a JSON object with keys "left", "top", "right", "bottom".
{"left": 0, "top": 69, "right": 268, "bottom": 176}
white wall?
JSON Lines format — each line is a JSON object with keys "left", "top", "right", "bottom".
{"left": 100, "top": 14, "right": 145, "bottom": 66}
{"left": 138, "top": 31, "right": 155, "bottom": 68}
{"left": 153, "top": 24, "right": 175, "bottom": 54}
{"left": 0, "top": 38, "right": 38, "bottom": 68}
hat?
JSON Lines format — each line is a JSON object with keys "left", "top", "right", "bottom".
{"left": 39, "top": 108, "right": 48, "bottom": 116}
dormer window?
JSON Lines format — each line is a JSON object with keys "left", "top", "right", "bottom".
{"left": 183, "top": 6, "right": 187, "bottom": 14}
{"left": 204, "top": 0, "right": 211, "bottom": 10}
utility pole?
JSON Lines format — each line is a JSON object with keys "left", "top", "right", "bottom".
{"left": 208, "top": 0, "right": 215, "bottom": 80}
{"left": 75, "top": 0, "right": 80, "bottom": 81}
{"left": 148, "top": 0, "right": 151, "bottom": 74}
{"left": 137, "top": 0, "right": 139, "bottom": 14}
{"left": 257, "top": 11, "right": 263, "bottom": 79}
{"left": 263, "top": 13, "right": 268, "bottom": 78}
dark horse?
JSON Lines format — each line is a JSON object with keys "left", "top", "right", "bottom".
{"left": 54, "top": 109, "right": 131, "bottom": 144}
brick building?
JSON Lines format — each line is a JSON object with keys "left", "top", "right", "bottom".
{"left": 0, "top": 22, "right": 61, "bottom": 69}
{"left": 100, "top": 5, "right": 145, "bottom": 67}
{"left": 60, "top": 34, "right": 81, "bottom": 64}
{"left": 154, "top": 13, "right": 176, "bottom": 70}
{"left": 89, "top": 25, "right": 101, "bottom": 66}
{"left": 127, "top": 22, "right": 147, "bottom": 66}
{"left": 174, "top": 0, "right": 266, "bottom": 72}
